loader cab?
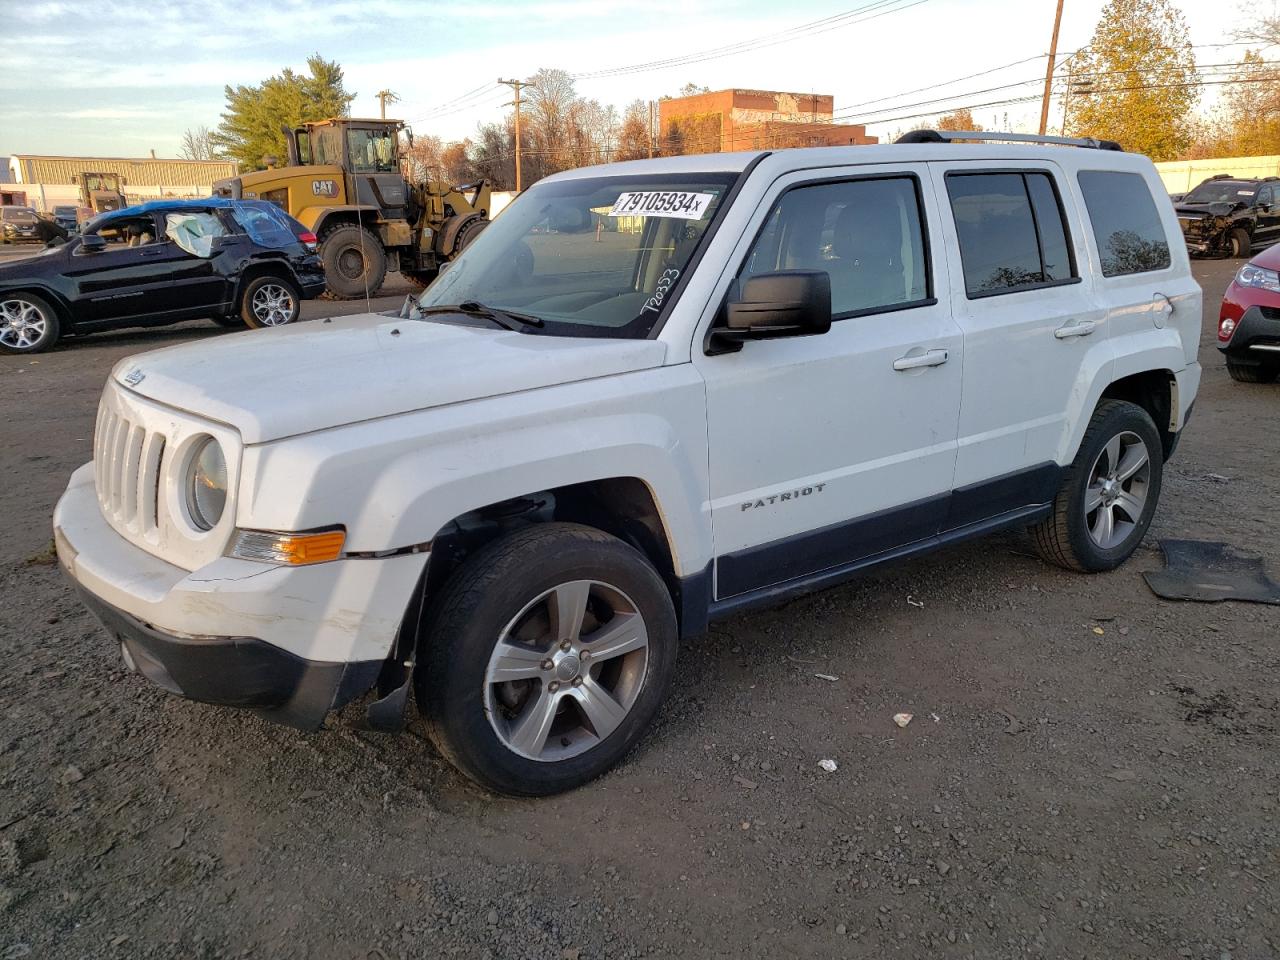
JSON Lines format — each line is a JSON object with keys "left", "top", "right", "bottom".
{"left": 286, "top": 119, "right": 408, "bottom": 218}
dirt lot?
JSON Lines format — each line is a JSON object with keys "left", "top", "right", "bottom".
{"left": 2, "top": 259, "right": 1277, "bottom": 960}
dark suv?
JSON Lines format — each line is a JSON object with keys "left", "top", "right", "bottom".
{"left": 1176, "top": 174, "right": 1280, "bottom": 257}
{"left": 0, "top": 199, "right": 325, "bottom": 354}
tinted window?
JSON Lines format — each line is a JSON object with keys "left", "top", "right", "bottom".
{"left": 1078, "top": 171, "right": 1171, "bottom": 277}
{"left": 947, "top": 172, "right": 1076, "bottom": 296}
{"left": 1259, "top": 185, "right": 1274, "bottom": 206}
{"left": 740, "top": 176, "right": 929, "bottom": 316}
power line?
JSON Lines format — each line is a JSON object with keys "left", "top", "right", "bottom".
{"left": 572, "top": 0, "right": 930, "bottom": 80}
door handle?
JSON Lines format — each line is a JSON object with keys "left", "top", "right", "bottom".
{"left": 1054, "top": 320, "right": 1096, "bottom": 339}
{"left": 1153, "top": 293, "right": 1174, "bottom": 315}
{"left": 139, "top": 248, "right": 165, "bottom": 257}
{"left": 893, "top": 349, "right": 949, "bottom": 371}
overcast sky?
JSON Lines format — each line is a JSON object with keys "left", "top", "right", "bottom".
{"left": 0, "top": 0, "right": 1237, "bottom": 160}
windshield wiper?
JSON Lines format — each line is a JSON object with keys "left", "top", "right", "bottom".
{"left": 416, "top": 300, "right": 544, "bottom": 331}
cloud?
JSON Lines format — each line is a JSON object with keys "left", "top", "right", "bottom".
{"left": 58, "top": 108, "right": 155, "bottom": 120}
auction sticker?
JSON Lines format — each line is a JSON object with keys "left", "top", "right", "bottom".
{"left": 609, "top": 191, "right": 714, "bottom": 219}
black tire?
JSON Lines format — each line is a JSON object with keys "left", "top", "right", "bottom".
{"left": 1226, "top": 359, "right": 1279, "bottom": 383}
{"left": 1229, "top": 228, "right": 1252, "bottom": 258}
{"left": 401, "top": 269, "right": 436, "bottom": 290}
{"left": 211, "top": 314, "right": 244, "bottom": 329}
{"left": 417, "top": 522, "right": 678, "bottom": 797}
{"left": 1031, "top": 400, "right": 1164, "bottom": 573}
{"left": 319, "top": 224, "right": 387, "bottom": 300}
{"left": 0, "top": 291, "right": 61, "bottom": 355}
{"left": 453, "top": 216, "right": 489, "bottom": 252}
{"left": 238, "top": 275, "right": 301, "bottom": 329}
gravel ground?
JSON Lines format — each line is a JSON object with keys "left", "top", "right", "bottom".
{"left": 1, "top": 258, "right": 1277, "bottom": 960}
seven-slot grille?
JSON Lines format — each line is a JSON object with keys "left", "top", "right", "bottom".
{"left": 94, "top": 402, "right": 166, "bottom": 534}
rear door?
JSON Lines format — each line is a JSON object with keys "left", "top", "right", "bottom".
{"left": 1254, "top": 184, "right": 1279, "bottom": 248}
{"left": 927, "top": 160, "right": 1108, "bottom": 525}
{"left": 695, "top": 164, "right": 964, "bottom": 599}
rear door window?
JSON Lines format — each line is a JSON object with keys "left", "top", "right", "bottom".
{"left": 1077, "top": 171, "right": 1171, "bottom": 277}
{"left": 946, "top": 171, "right": 1077, "bottom": 297}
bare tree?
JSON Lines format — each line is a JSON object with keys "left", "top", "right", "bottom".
{"left": 616, "top": 100, "right": 651, "bottom": 161}
{"left": 179, "top": 126, "right": 219, "bottom": 161}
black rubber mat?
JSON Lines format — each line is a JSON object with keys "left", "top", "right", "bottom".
{"left": 1144, "top": 540, "right": 1280, "bottom": 605}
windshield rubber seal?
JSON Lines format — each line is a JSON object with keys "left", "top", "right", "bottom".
{"left": 642, "top": 152, "right": 772, "bottom": 341}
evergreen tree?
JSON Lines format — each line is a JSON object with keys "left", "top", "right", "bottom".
{"left": 212, "top": 55, "right": 355, "bottom": 170}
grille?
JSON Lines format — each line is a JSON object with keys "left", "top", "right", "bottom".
{"left": 94, "top": 402, "right": 166, "bottom": 534}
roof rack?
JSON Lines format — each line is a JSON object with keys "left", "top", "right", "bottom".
{"left": 895, "top": 129, "right": 1124, "bottom": 152}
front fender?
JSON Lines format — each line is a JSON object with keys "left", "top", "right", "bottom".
{"left": 238, "top": 365, "right": 713, "bottom": 580}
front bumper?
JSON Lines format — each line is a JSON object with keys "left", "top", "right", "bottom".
{"left": 54, "top": 462, "right": 427, "bottom": 729}
{"left": 1219, "top": 304, "right": 1280, "bottom": 366}
{"left": 76, "top": 586, "right": 381, "bottom": 729}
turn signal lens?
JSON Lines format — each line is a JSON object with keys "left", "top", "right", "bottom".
{"left": 298, "top": 231, "right": 318, "bottom": 251}
{"left": 229, "top": 528, "right": 345, "bottom": 565}
{"left": 1219, "top": 316, "right": 1237, "bottom": 342}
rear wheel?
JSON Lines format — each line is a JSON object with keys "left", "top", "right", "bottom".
{"left": 240, "top": 275, "right": 301, "bottom": 329}
{"left": 320, "top": 224, "right": 387, "bottom": 299}
{"left": 1226, "top": 359, "right": 1279, "bottom": 383}
{"left": 418, "top": 523, "right": 678, "bottom": 796}
{"left": 0, "top": 293, "right": 61, "bottom": 354}
{"left": 1031, "top": 400, "right": 1163, "bottom": 573}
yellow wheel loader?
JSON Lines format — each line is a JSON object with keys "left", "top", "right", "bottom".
{"left": 213, "top": 119, "right": 491, "bottom": 299}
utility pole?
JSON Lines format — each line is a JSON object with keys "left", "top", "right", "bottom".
{"left": 648, "top": 101, "right": 655, "bottom": 158}
{"left": 376, "top": 89, "right": 400, "bottom": 120}
{"left": 1038, "top": 0, "right": 1065, "bottom": 135}
{"left": 498, "top": 78, "right": 535, "bottom": 192}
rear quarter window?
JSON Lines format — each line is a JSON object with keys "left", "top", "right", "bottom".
{"left": 1077, "top": 171, "right": 1171, "bottom": 277}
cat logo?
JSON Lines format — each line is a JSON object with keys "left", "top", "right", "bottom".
{"left": 312, "top": 179, "right": 339, "bottom": 198}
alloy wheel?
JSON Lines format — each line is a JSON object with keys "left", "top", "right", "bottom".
{"left": 483, "top": 579, "right": 650, "bottom": 762}
{"left": 0, "top": 298, "right": 48, "bottom": 351}
{"left": 250, "top": 283, "right": 296, "bottom": 326}
{"left": 1084, "top": 430, "right": 1151, "bottom": 550}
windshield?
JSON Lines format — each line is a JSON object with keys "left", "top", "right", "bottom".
{"left": 347, "top": 128, "right": 397, "bottom": 173}
{"left": 417, "top": 172, "right": 739, "bottom": 338}
{"left": 1184, "top": 180, "right": 1256, "bottom": 204}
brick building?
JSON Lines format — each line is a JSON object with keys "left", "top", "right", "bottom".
{"left": 658, "top": 89, "right": 877, "bottom": 155}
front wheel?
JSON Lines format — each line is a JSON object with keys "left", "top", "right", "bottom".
{"left": 0, "top": 293, "right": 61, "bottom": 355}
{"left": 240, "top": 275, "right": 301, "bottom": 329}
{"left": 319, "top": 224, "right": 387, "bottom": 299}
{"left": 1229, "top": 228, "right": 1252, "bottom": 258}
{"left": 418, "top": 523, "right": 678, "bottom": 796}
{"left": 1031, "top": 400, "right": 1163, "bottom": 572}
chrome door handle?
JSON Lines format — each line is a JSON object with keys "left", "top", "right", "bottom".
{"left": 893, "top": 349, "right": 949, "bottom": 371}
{"left": 1054, "top": 320, "right": 1096, "bottom": 339}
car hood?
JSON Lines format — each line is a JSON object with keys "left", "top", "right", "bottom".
{"left": 113, "top": 312, "right": 668, "bottom": 444}
{"left": 1175, "top": 201, "right": 1236, "bottom": 219}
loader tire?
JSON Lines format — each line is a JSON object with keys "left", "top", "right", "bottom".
{"left": 320, "top": 224, "right": 387, "bottom": 300}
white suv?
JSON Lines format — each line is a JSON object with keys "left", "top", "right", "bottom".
{"left": 54, "top": 132, "right": 1201, "bottom": 795}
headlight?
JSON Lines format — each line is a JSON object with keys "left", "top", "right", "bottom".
{"left": 1236, "top": 263, "right": 1280, "bottom": 291}
{"left": 186, "top": 437, "right": 227, "bottom": 530}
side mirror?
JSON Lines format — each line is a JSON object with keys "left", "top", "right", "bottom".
{"left": 78, "top": 234, "right": 106, "bottom": 254}
{"left": 708, "top": 270, "right": 832, "bottom": 354}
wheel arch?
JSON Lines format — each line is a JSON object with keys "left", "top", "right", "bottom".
{"left": 230, "top": 256, "right": 300, "bottom": 310}
{"left": 1099, "top": 368, "right": 1180, "bottom": 461}
{"left": 0, "top": 284, "right": 73, "bottom": 321}
{"left": 308, "top": 206, "right": 381, "bottom": 237}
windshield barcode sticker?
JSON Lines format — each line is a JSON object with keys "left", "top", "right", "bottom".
{"left": 609, "top": 191, "right": 714, "bottom": 219}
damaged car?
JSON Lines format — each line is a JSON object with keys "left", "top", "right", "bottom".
{"left": 0, "top": 198, "right": 325, "bottom": 355}
{"left": 1176, "top": 174, "right": 1280, "bottom": 257}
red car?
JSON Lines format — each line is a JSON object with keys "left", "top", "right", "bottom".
{"left": 1219, "top": 244, "right": 1280, "bottom": 382}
